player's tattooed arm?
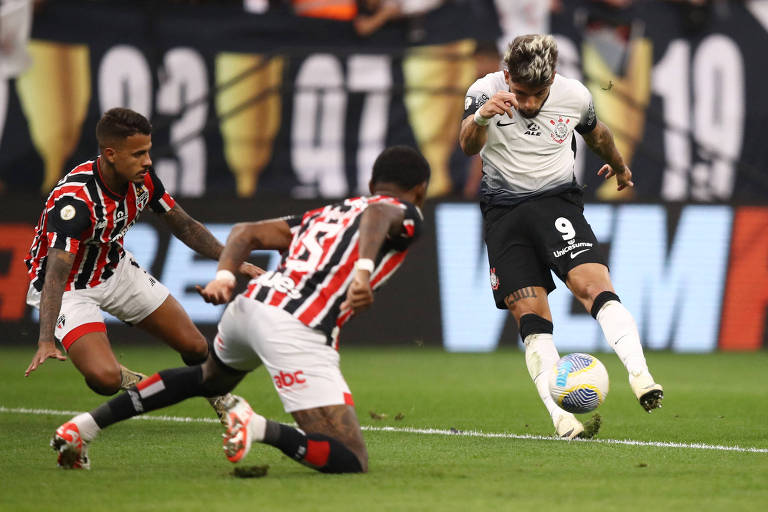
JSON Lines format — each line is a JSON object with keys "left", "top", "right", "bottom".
{"left": 163, "top": 204, "right": 263, "bottom": 279}
{"left": 162, "top": 203, "right": 224, "bottom": 260}
{"left": 581, "top": 121, "right": 634, "bottom": 191}
{"left": 25, "top": 248, "right": 74, "bottom": 376}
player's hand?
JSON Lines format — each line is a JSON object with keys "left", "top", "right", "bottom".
{"left": 195, "top": 279, "right": 234, "bottom": 305}
{"left": 478, "top": 91, "right": 519, "bottom": 121}
{"left": 238, "top": 262, "right": 265, "bottom": 279}
{"left": 25, "top": 340, "right": 66, "bottom": 377}
{"left": 597, "top": 164, "right": 634, "bottom": 191}
{"left": 340, "top": 271, "right": 374, "bottom": 315}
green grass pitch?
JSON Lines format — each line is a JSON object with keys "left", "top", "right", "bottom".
{"left": 1, "top": 346, "right": 766, "bottom": 511}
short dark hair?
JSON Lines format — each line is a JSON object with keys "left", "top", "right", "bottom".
{"left": 96, "top": 108, "right": 152, "bottom": 148}
{"left": 370, "top": 145, "right": 430, "bottom": 190}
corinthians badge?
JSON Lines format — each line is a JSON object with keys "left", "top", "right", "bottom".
{"left": 550, "top": 116, "right": 570, "bottom": 144}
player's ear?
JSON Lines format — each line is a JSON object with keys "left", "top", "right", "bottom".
{"left": 412, "top": 181, "right": 427, "bottom": 207}
{"left": 102, "top": 146, "right": 116, "bottom": 164}
{"left": 368, "top": 179, "right": 375, "bottom": 195}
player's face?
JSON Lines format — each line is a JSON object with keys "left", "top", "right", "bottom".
{"left": 505, "top": 74, "right": 553, "bottom": 119}
{"left": 110, "top": 134, "right": 153, "bottom": 184}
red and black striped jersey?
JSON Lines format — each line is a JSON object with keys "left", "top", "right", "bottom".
{"left": 24, "top": 158, "right": 175, "bottom": 292}
{"left": 244, "top": 195, "right": 423, "bottom": 346}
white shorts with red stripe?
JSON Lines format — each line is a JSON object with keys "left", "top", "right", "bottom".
{"left": 213, "top": 295, "right": 353, "bottom": 413}
{"left": 26, "top": 251, "right": 169, "bottom": 350}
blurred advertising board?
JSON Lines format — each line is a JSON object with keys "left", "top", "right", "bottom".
{"left": 1, "top": 199, "right": 765, "bottom": 352}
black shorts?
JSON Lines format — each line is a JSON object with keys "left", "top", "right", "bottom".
{"left": 483, "top": 189, "right": 606, "bottom": 309}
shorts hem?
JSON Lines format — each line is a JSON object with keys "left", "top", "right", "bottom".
{"left": 61, "top": 322, "right": 106, "bottom": 350}
{"left": 122, "top": 289, "right": 170, "bottom": 325}
{"left": 282, "top": 395, "right": 353, "bottom": 414}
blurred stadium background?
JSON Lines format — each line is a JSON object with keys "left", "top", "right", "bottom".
{"left": 1, "top": 0, "right": 767, "bottom": 355}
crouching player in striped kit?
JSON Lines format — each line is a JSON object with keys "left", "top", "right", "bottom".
{"left": 24, "top": 108, "right": 260, "bottom": 428}
{"left": 51, "top": 145, "right": 430, "bottom": 473}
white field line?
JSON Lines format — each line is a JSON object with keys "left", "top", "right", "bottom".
{"left": 2, "top": 406, "right": 766, "bottom": 454}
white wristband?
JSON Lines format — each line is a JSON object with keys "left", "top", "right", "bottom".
{"left": 473, "top": 109, "right": 490, "bottom": 126}
{"left": 355, "top": 258, "right": 375, "bottom": 273}
{"left": 215, "top": 269, "right": 236, "bottom": 285}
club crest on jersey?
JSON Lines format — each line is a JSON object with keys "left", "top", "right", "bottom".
{"left": 489, "top": 267, "right": 500, "bottom": 290}
{"left": 135, "top": 185, "right": 149, "bottom": 210}
{"left": 550, "top": 116, "right": 570, "bottom": 143}
{"left": 56, "top": 314, "right": 66, "bottom": 330}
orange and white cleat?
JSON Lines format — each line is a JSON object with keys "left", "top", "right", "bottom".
{"left": 222, "top": 395, "right": 255, "bottom": 463}
{"left": 51, "top": 421, "right": 90, "bottom": 469}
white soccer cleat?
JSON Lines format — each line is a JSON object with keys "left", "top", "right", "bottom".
{"left": 51, "top": 421, "right": 90, "bottom": 469}
{"left": 222, "top": 395, "right": 254, "bottom": 463}
{"left": 554, "top": 413, "right": 584, "bottom": 440}
{"left": 630, "top": 371, "right": 664, "bottom": 413}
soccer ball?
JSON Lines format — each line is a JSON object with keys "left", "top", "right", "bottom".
{"left": 549, "top": 353, "right": 609, "bottom": 414}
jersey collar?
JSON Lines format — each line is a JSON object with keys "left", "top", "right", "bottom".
{"left": 94, "top": 157, "right": 127, "bottom": 201}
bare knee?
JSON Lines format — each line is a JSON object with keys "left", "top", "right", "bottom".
{"left": 83, "top": 365, "right": 122, "bottom": 395}
{"left": 199, "top": 356, "right": 245, "bottom": 396}
{"left": 180, "top": 335, "right": 209, "bottom": 366}
{"left": 571, "top": 281, "right": 606, "bottom": 303}
{"left": 566, "top": 264, "right": 613, "bottom": 308}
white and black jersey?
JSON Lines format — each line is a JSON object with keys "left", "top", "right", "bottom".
{"left": 463, "top": 72, "right": 598, "bottom": 206}
{"left": 25, "top": 158, "right": 175, "bottom": 292}
{"left": 243, "top": 195, "right": 423, "bottom": 346}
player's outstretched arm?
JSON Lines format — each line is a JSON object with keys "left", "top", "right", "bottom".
{"left": 161, "top": 203, "right": 224, "bottom": 260}
{"left": 581, "top": 120, "right": 634, "bottom": 191}
{"left": 196, "top": 219, "right": 292, "bottom": 305}
{"left": 341, "top": 203, "right": 404, "bottom": 314}
{"left": 25, "top": 248, "right": 74, "bottom": 376}
{"left": 161, "top": 203, "right": 262, "bottom": 278}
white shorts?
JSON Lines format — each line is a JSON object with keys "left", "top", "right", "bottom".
{"left": 26, "top": 251, "right": 169, "bottom": 350}
{"left": 214, "top": 295, "right": 353, "bottom": 413}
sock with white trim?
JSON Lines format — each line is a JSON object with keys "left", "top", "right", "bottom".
{"left": 90, "top": 366, "right": 205, "bottom": 429}
{"left": 70, "top": 412, "right": 101, "bottom": 443}
{"left": 596, "top": 300, "right": 649, "bottom": 376}
{"left": 524, "top": 333, "right": 565, "bottom": 423}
